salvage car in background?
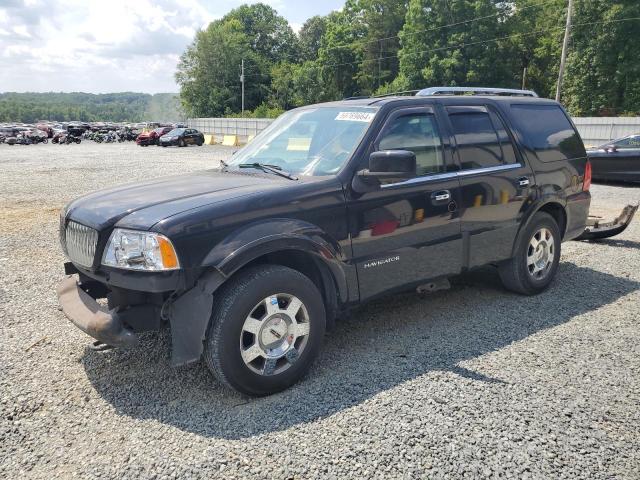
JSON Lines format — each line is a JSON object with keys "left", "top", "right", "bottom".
{"left": 158, "top": 127, "right": 204, "bottom": 147}
{"left": 586, "top": 134, "right": 640, "bottom": 182}
{"left": 136, "top": 126, "right": 172, "bottom": 146}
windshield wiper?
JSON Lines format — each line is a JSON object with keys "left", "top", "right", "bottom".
{"left": 238, "top": 163, "right": 298, "bottom": 180}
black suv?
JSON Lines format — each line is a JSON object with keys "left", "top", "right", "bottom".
{"left": 57, "top": 87, "right": 591, "bottom": 396}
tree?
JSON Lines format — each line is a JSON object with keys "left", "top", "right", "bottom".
{"left": 223, "top": 3, "right": 299, "bottom": 64}
{"left": 176, "top": 19, "right": 252, "bottom": 117}
{"left": 268, "top": 61, "right": 329, "bottom": 110}
{"left": 317, "top": 8, "right": 366, "bottom": 99}
{"left": 299, "top": 15, "right": 329, "bottom": 61}
{"left": 503, "top": 0, "right": 566, "bottom": 99}
{"left": 563, "top": 0, "right": 640, "bottom": 115}
{"left": 176, "top": 3, "right": 298, "bottom": 117}
{"left": 397, "top": 0, "right": 512, "bottom": 90}
{"left": 351, "top": 0, "right": 408, "bottom": 94}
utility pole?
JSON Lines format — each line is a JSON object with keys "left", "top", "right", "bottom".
{"left": 377, "top": 40, "right": 383, "bottom": 90}
{"left": 522, "top": 67, "right": 527, "bottom": 90}
{"left": 240, "top": 59, "right": 245, "bottom": 117}
{"left": 555, "top": 0, "right": 573, "bottom": 102}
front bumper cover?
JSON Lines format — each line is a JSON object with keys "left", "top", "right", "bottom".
{"left": 56, "top": 275, "right": 139, "bottom": 348}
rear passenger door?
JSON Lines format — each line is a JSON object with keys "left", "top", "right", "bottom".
{"left": 444, "top": 105, "right": 534, "bottom": 268}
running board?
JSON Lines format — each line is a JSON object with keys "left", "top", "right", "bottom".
{"left": 574, "top": 204, "right": 638, "bottom": 241}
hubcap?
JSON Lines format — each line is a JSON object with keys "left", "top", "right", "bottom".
{"left": 240, "top": 293, "right": 310, "bottom": 376}
{"left": 527, "top": 227, "right": 555, "bottom": 279}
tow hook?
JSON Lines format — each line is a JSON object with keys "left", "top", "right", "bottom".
{"left": 575, "top": 204, "right": 638, "bottom": 241}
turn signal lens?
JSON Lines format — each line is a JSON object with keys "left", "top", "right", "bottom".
{"left": 158, "top": 236, "right": 179, "bottom": 269}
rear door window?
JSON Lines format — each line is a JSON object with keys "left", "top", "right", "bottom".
{"left": 510, "top": 104, "right": 585, "bottom": 161}
{"left": 447, "top": 108, "right": 503, "bottom": 170}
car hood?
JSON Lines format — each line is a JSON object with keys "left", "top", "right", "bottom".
{"left": 66, "top": 170, "right": 290, "bottom": 231}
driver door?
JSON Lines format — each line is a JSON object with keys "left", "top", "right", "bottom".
{"left": 346, "top": 107, "right": 463, "bottom": 300}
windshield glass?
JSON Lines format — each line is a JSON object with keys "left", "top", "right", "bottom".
{"left": 226, "top": 106, "right": 377, "bottom": 176}
{"left": 167, "top": 128, "right": 184, "bottom": 136}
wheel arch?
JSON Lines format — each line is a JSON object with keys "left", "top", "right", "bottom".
{"left": 510, "top": 200, "right": 568, "bottom": 258}
{"left": 169, "top": 219, "right": 350, "bottom": 367}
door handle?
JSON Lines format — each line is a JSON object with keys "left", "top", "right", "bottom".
{"left": 431, "top": 190, "right": 450, "bottom": 201}
{"left": 518, "top": 177, "right": 530, "bottom": 187}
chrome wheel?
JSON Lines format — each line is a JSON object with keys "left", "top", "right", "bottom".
{"left": 240, "top": 293, "right": 310, "bottom": 376}
{"left": 527, "top": 227, "right": 555, "bottom": 279}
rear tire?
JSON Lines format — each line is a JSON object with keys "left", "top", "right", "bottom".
{"left": 179, "top": 139, "right": 186, "bottom": 147}
{"left": 204, "top": 265, "right": 326, "bottom": 396}
{"left": 499, "top": 212, "right": 561, "bottom": 295}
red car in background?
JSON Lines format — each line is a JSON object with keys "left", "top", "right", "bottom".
{"left": 136, "top": 126, "right": 172, "bottom": 146}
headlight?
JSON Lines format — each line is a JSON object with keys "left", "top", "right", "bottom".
{"left": 102, "top": 228, "right": 179, "bottom": 271}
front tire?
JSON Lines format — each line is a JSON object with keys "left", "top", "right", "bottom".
{"left": 179, "top": 138, "right": 186, "bottom": 147}
{"left": 204, "top": 265, "right": 326, "bottom": 396}
{"left": 499, "top": 212, "right": 561, "bottom": 295}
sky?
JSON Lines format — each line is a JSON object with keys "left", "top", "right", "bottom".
{"left": 0, "top": 0, "right": 344, "bottom": 94}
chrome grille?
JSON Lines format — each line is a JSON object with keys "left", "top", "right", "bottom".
{"left": 64, "top": 221, "right": 98, "bottom": 268}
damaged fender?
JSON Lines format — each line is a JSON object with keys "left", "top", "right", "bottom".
{"left": 168, "top": 269, "right": 226, "bottom": 366}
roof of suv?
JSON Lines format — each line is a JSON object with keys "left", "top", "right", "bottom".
{"left": 314, "top": 95, "right": 560, "bottom": 108}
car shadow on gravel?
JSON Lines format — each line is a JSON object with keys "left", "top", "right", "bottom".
{"left": 587, "top": 238, "right": 640, "bottom": 249}
{"left": 82, "top": 262, "right": 639, "bottom": 439}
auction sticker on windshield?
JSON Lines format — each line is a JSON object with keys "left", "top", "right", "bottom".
{"left": 335, "top": 111, "right": 376, "bottom": 122}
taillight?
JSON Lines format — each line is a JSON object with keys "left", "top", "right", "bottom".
{"left": 583, "top": 160, "right": 592, "bottom": 191}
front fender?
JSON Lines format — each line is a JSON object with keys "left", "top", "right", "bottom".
{"left": 201, "top": 218, "right": 349, "bottom": 302}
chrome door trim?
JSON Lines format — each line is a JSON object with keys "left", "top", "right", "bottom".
{"left": 381, "top": 163, "right": 522, "bottom": 189}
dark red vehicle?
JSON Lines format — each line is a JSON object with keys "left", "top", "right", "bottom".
{"left": 136, "top": 127, "right": 172, "bottom": 146}
{"left": 36, "top": 123, "right": 53, "bottom": 138}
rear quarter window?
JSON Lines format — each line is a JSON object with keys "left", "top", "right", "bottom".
{"left": 510, "top": 104, "right": 585, "bottom": 162}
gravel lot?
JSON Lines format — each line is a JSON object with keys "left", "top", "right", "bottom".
{"left": 1, "top": 142, "right": 639, "bottom": 479}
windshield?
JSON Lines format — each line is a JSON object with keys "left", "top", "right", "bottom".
{"left": 226, "top": 106, "right": 377, "bottom": 176}
{"left": 167, "top": 128, "right": 184, "bottom": 136}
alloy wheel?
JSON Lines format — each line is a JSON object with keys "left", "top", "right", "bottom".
{"left": 527, "top": 227, "right": 555, "bottom": 279}
{"left": 239, "top": 293, "right": 310, "bottom": 376}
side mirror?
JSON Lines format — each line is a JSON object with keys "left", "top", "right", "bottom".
{"left": 605, "top": 144, "right": 618, "bottom": 153}
{"left": 352, "top": 150, "right": 417, "bottom": 193}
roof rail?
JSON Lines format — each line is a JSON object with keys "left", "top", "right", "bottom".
{"left": 343, "top": 95, "right": 371, "bottom": 100}
{"left": 416, "top": 86, "right": 538, "bottom": 98}
{"left": 372, "top": 90, "right": 420, "bottom": 98}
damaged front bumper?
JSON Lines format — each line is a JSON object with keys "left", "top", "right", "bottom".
{"left": 57, "top": 266, "right": 227, "bottom": 367}
{"left": 56, "top": 275, "right": 139, "bottom": 348}
{"left": 575, "top": 204, "right": 638, "bottom": 241}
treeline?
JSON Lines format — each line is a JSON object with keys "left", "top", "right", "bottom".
{"left": 176, "top": 0, "right": 640, "bottom": 118}
{"left": 0, "top": 92, "right": 182, "bottom": 123}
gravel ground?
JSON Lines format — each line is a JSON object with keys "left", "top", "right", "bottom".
{"left": 1, "top": 142, "right": 639, "bottom": 479}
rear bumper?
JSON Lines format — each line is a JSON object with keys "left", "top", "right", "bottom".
{"left": 564, "top": 191, "right": 591, "bottom": 241}
{"left": 56, "top": 275, "right": 139, "bottom": 348}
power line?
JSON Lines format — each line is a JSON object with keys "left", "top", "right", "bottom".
{"left": 240, "top": 14, "right": 640, "bottom": 82}
{"left": 243, "top": 0, "right": 560, "bottom": 77}
{"left": 322, "top": 0, "right": 561, "bottom": 53}
{"left": 315, "top": 16, "right": 640, "bottom": 72}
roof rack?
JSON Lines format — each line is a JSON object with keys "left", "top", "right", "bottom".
{"left": 416, "top": 87, "right": 538, "bottom": 97}
{"left": 372, "top": 90, "right": 420, "bottom": 98}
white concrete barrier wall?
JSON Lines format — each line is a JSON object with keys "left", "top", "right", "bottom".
{"left": 188, "top": 116, "right": 640, "bottom": 148}
{"left": 572, "top": 117, "right": 640, "bottom": 147}
{"left": 187, "top": 118, "right": 273, "bottom": 143}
